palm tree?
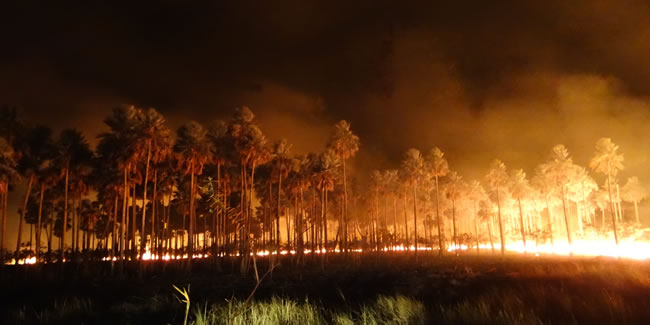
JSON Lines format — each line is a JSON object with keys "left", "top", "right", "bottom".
{"left": 207, "top": 120, "right": 230, "bottom": 255}
{"left": 0, "top": 137, "right": 17, "bottom": 263}
{"left": 568, "top": 167, "right": 598, "bottom": 233}
{"left": 542, "top": 145, "right": 578, "bottom": 250}
{"left": 175, "top": 121, "right": 212, "bottom": 265}
{"left": 313, "top": 149, "right": 340, "bottom": 266}
{"left": 485, "top": 159, "right": 508, "bottom": 255}
{"left": 532, "top": 166, "right": 557, "bottom": 247}
{"left": 444, "top": 171, "right": 465, "bottom": 253}
{"left": 370, "top": 170, "right": 384, "bottom": 251}
{"left": 467, "top": 180, "right": 487, "bottom": 253}
{"left": 229, "top": 107, "right": 270, "bottom": 273}
{"left": 101, "top": 106, "right": 142, "bottom": 268}
{"left": 327, "top": 121, "right": 360, "bottom": 253}
{"left": 589, "top": 138, "right": 624, "bottom": 245}
{"left": 135, "top": 108, "right": 172, "bottom": 257}
{"left": 28, "top": 127, "right": 56, "bottom": 261}
{"left": 621, "top": 177, "right": 646, "bottom": 224}
{"left": 14, "top": 126, "right": 56, "bottom": 259}
{"left": 56, "top": 129, "right": 92, "bottom": 262}
{"left": 382, "top": 169, "right": 400, "bottom": 248}
{"left": 426, "top": 147, "right": 449, "bottom": 255}
{"left": 270, "top": 139, "right": 292, "bottom": 252}
{"left": 401, "top": 148, "right": 424, "bottom": 257}
{"left": 510, "top": 169, "right": 532, "bottom": 253}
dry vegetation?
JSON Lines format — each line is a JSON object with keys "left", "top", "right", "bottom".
{"left": 3, "top": 255, "right": 650, "bottom": 324}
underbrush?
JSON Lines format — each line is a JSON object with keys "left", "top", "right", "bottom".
{"left": 5, "top": 256, "right": 650, "bottom": 324}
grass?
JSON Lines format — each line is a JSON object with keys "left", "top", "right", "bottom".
{"left": 191, "top": 295, "right": 425, "bottom": 325}
{"left": 4, "top": 255, "right": 650, "bottom": 324}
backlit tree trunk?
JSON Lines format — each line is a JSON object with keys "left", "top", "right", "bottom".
{"left": 36, "top": 183, "right": 45, "bottom": 261}
{"left": 16, "top": 174, "right": 34, "bottom": 257}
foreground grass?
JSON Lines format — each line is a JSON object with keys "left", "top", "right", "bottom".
{"left": 4, "top": 255, "right": 650, "bottom": 324}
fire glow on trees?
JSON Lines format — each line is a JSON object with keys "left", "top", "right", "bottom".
{"left": 1, "top": 106, "right": 649, "bottom": 269}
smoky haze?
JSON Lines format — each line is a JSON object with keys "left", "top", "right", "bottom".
{"left": 1, "top": 0, "right": 650, "bottom": 190}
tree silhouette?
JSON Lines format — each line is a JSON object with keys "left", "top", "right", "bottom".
{"left": 444, "top": 171, "right": 465, "bottom": 253}
{"left": 56, "top": 129, "right": 92, "bottom": 262}
{"left": 426, "top": 147, "right": 449, "bottom": 255}
{"left": 485, "top": 159, "right": 508, "bottom": 255}
{"left": 510, "top": 169, "right": 532, "bottom": 253}
{"left": 467, "top": 180, "right": 488, "bottom": 253}
{"left": 174, "top": 121, "right": 212, "bottom": 267}
{"left": 541, "top": 145, "right": 579, "bottom": 251}
{"left": 401, "top": 148, "right": 424, "bottom": 257}
{"left": 622, "top": 176, "right": 646, "bottom": 224}
{"left": 589, "top": 138, "right": 624, "bottom": 245}
{"left": 327, "top": 121, "right": 359, "bottom": 254}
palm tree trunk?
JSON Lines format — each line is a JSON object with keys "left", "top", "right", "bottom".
{"left": 16, "top": 174, "right": 34, "bottom": 258}
{"left": 189, "top": 164, "right": 195, "bottom": 259}
{"left": 412, "top": 184, "right": 418, "bottom": 259}
{"left": 0, "top": 188, "right": 5, "bottom": 263}
{"left": 131, "top": 184, "right": 136, "bottom": 257}
{"left": 545, "top": 194, "right": 554, "bottom": 247}
{"left": 152, "top": 169, "right": 158, "bottom": 256}
{"left": 403, "top": 190, "right": 408, "bottom": 248}
{"left": 496, "top": 188, "right": 505, "bottom": 255}
{"left": 561, "top": 186, "right": 572, "bottom": 252}
{"left": 616, "top": 184, "right": 624, "bottom": 221}
{"left": 435, "top": 175, "right": 443, "bottom": 255}
{"left": 473, "top": 201, "right": 479, "bottom": 254}
{"left": 140, "top": 143, "right": 151, "bottom": 257}
{"left": 517, "top": 197, "right": 526, "bottom": 253}
{"left": 120, "top": 165, "right": 128, "bottom": 273}
{"left": 487, "top": 216, "right": 495, "bottom": 253}
{"left": 374, "top": 188, "right": 379, "bottom": 252}
{"left": 275, "top": 172, "right": 281, "bottom": 254}
{"left": 606, "top": 171, "right": 619, "bottom": 245}
{"left": 342, "top": 159, "right": 348, "bottom": 254}
{"left": 36, "top": 183, "right": 45, "bottom": 261}
{"left": 392, "top": 197, "right": 397, "bottom": 249}
{"left": 323, "top": 188, "right": 329, "bottom": 253}
{"left": 451, "top": 197, "right": 457, "bottom": 255}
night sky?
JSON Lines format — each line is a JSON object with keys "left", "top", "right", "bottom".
{"left": 2, "top": 0, "right": 650, "bottom": 183}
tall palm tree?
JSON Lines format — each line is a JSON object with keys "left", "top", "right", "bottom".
{"left": 532, "top": 166, "right": 557, "bottom": 247}
{"left": 467, "top": 180, "right": 488, "bottom": 253}
{"left": 327, "top": 121, "right": 359, "bottom": 253}
{"left": 270, "top": 139, "right": 292, "bottom": 252}
{"left": 426, "top": 147, "right": 449, "bottom": 255}
{"left": 510, "top": 169, "right": 532, "bottom": 252}
{"left": 135, "top": 108, "right": 172, "bottom": 257}
{"left": 382, "top": 169, "right": 400, "bottom": 248}
{"left": 542, "top": 145, "right": 578, "bottom": 250}
{"left": 485, "top": 159, "right": 508, "bottom": 255}
{"left": 14, "top": 126, "right": 56, "bottom": 259}
{"left": 401, "top": 148, "right": 424, "bottom": 257}
{"left": 0, "top": 137, "right": 18, "bottom": 263}
{"left": 621, "top": 176, "right": 646, "bottom": 224}
{"left": 589, "top": 138, "right": 624, "bottom": 245}
{"left": 313, "top": 149, "right": 340, "bottom": 266}
{"left": 207, "top": 120, "right": 230, "bottom": 255}
{"left": 229, "top": 107, "right": 271, "bottom": 273}
{"left": 444, "top": 171, "right": 465, "bottom": 253}
{"left": 174, "top": 121, "right": 212, "bottom": 265}
{"left": 56, "top": 129, "right": 92, "bottom": 263}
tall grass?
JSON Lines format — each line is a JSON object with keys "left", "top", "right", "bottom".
{"left": 192, "top": 295, "right": 426, "bottom": 325}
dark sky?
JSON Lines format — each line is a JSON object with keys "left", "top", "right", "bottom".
{"left": 2, "top": 0, "right": 650, "bottom": 181}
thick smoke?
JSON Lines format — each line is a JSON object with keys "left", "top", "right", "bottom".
{"left": 2, "top": 0, "right": 650, "bottom": 244}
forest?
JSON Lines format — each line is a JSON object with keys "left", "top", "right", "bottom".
{"left": 0, "top": 104, "right": 646, "bottom": 273}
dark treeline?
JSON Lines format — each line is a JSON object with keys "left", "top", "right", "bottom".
{"left": 0, "top": 105, "right": 646, "bottom": 275}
